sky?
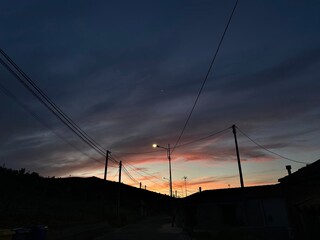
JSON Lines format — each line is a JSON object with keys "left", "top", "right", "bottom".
{"left": 0, "top": 0, "right": 319, "bottom": 196}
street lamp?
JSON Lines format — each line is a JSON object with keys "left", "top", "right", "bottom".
{"left": 153, "top": 143, "right": 173, "bottom": 197}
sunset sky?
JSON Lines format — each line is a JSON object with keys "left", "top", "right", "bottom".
{"left": 1, "top": 0, "right": 319, "bottom": 196}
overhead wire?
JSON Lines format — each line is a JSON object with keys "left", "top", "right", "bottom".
{"left": 108, "top": 126, "right": 231, "bottom": 187}
{"left": 122, "top": 165, "right": 140, "bottom": 185}
{"left": 118, "top": 160, "right": 165, "bottom": 188}
{"left": 110, "top": 127, "right": 234, "bottom": 191}
{"left": 107, "top": 158, "right": 119, "bottom": 168}
{"left": 110, "top": 156, "right": 141, "bottom": 185}
{"left": 0, "top": 57, "right": 105, "bottom": 157}
{"left": 108, "top": 156, "right": 139, "bottom": 185}
{"left": 122, "top": 160, "right": 166, "bottom": 182}
{"left": 175, "top": 126, "right": 231, "bottom": 149}
{"left": 109, "top": 155, "right": 119, "bottom": 164}
{"left": 112, "top": 158, "right": 161, "bottom": 192}
{"left": 110, "top": 169, "right": 119, "bottom": 181}
{"left": 110, "top": 154, "right": 172, "bottom": 190}
{"left": 113, "top": 149, "right": 164, "bottom": 155}
{"left": 0, "top": 48, "right": 105, "bottom": 153}
{"left": 113, "top": 126, "right": 231, "bottom": 156}
{"left": 112, "top": 154, "right": 167, "bottom": 186}
{"left": 0, "top": 82, "right": 104, "bottom": 165}
{"left": 0, "top": 49, "right": 108, "bottom": 158}
{"left": 236, "top": 126, "right": 308, "bottom": 165}
{"left": 171, "top": 0, "right": 239, "bottom": 154}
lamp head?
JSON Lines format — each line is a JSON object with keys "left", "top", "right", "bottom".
{"left": 152, "top": 144, "right": 158, "bottom": 148}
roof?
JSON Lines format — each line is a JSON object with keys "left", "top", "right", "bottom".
{"left": 278, "top": 159, "right": 320, "bottom": 184}
{"left": 182, "top": 184, "right": 282, "bottom": 204}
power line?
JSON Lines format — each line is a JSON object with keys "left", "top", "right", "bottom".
{"left": 0, "top": 82, "right": 104, "bottom": 165}
{"left": 111, "top": 126, "right": 232, "bottom": 190}
{"left": 0, "top": 48, "right": 105, "bottom": 153}
{"left": 175, "top": 126, "right": 231, "bottom": 149}
{"left": 113, "top": 158, "right": 163, "bottom": 192}
{"left": 107, "top": 158, "right": 119, "bottom": 168}
{"left": 113, "top": 149, "right": 164, "bottom": 155}
{"left": 122, "top": 165, "right": 140, "bottom": 185}
{"left": 171, "top": 0, "right": 239, "bottom": 153}
{"left": 122, "top": 160, "right": 166, "bottom": 182}
{"left": 109, "top": 156, "right": 120, "bottom": 165}
{"left": 121, "top": 162, "right": 165, "bottom": 188}
{"left": 0, "top": 49, "right": 108, "bottom": 157}
{"left": 109, "top": 155, "right": 143, "bottom": 182}
{"left": 110, "top": 169, "right": 119, "bottom": 181}
{"left": 0, "top": 56, "right": 105, "bottom": 157}
{"left": 114, "top": 155, "right": 167, "bottom": 184}
{"left": 236, "top": 126, "right": 308, "bottom": 165}
{"left": 112, "top": 154, "right": 163, "bottom": 187}
{"left": 109, "top": 156, "right": 147, "bottom": 187}
{"left": 113, "top": 126, "right": 231, "bottom": 156}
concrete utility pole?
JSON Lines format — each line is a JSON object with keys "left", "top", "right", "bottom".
{"left": 117, "top": 161, "right": 122, "bottom": 221}
{"left": 104, "top": 150, "right": 110, "bottom": 181}
{"left": 118, "top": 161, "right": 122, "bottom": 184}
{"left": 232, "top": 124, "right": 244, "bottom": 188}
{"left": 167, "top": 144, "right": 173, "bottom": 198}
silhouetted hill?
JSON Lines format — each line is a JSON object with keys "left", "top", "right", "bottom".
{"left": 0, "top": 166, "right": 170, "bottom": 231}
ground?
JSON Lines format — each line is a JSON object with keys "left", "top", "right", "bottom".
{"left": 94, "top": 215, "right": 192, "bottom": 240}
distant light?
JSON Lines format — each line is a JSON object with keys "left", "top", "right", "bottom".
{"left": 152, "top": 144, "right": 158, "bottom": 148}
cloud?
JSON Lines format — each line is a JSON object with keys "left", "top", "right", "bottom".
{"left": 0, "top": 0, "right": 319, "bottom": 181}
{"left": 189, "top": 175, "right": 238, "bottom": 186}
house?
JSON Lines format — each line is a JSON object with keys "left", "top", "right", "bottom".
{"left": 279, "top": 159, "right": 320, "bottom": 240}
{"left": 175, "top": 184, "right": 291, "bottom": 239}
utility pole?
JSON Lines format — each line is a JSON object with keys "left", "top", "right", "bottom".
{"left": 118, "top": 161, "right": 122, "bottom": 184}
{"left": 183, "top": 176, "right": 188, "bottom": 197}
{"left": 104, "top": 150, "right": 110, "bottom": 181}
{"left": 140, "top": 182, "right": 142, "bottom": 189}
{"left": 232, "top": 125, "right": 244, "bottom": 188}
{"left": 168, "top": 144, "right": 173, "bottom": 198}
{"left": 117, "top": 161, "right": 122, "bottom": 222}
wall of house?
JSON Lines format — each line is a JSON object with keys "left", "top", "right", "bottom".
{"left": 262, "top": 198, "right": 289, "bottom": 227}
{"left": 176, "top": 196, "right": 290, "bottom": 239}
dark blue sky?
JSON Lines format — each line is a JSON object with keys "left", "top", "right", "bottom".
{"left": 1, "top": 0, "right": 319, "bottom": 191}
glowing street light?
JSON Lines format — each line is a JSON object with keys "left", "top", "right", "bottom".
{"left": 153, "top": 143, "right": 173, "bottom": 197}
